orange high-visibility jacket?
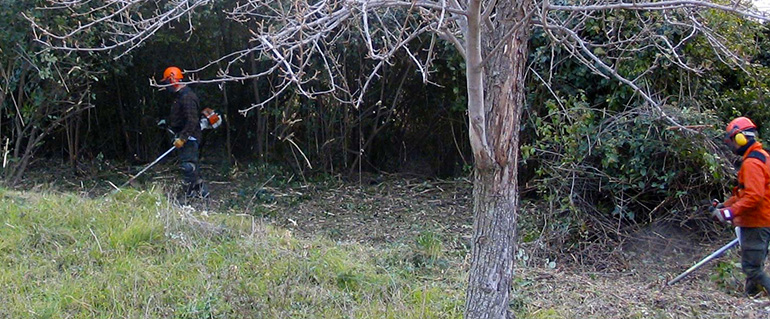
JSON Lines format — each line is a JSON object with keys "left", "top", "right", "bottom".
{"left": 724, "top": 142, "right": 770, "bottom": 227}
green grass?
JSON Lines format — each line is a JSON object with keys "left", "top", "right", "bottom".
{"left": 0, "top": 188, "right": 465, "bottom": 318}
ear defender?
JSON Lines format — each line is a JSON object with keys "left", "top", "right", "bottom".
{"left": 735, "top": 132, "right": 748, "bottom": 146}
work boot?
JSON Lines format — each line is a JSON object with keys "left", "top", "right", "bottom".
{"left": 198, "top": 182, "right": 209, "bottom": 198}
{"left": 185, "top": 179, "right": 209, "bottom": 198}
{"left": 745, "top": 279, "right": 765, "bottom": 297}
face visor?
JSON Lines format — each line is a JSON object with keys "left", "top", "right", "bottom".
{"left": 724, "top": 127, "right": 739, "bottom": 145}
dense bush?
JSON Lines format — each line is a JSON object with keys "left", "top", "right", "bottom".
{"left": 518, "top": 15, "right": 770, "bottom": 260}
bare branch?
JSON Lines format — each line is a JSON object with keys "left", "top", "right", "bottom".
{"left": 548, "top": 0, "right": 770, "bottom": 22}
{"left": 538, "top": 22, "right": 686, "bottom": 127}
{"left": 30, "top": 0, "right": 761, "bottom": 136}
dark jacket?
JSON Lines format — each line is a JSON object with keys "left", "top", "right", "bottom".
{"left": 724, "top": 141, "right": 770, "bottom": 227}
{"left": 168, "top": 86, "right": 202, "bottom": 141}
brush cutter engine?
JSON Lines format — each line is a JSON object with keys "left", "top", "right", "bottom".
{"left": 200, "top": 108, "right": 223, "bottom": 130}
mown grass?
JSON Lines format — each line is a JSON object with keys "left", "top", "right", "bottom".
{"left": 0, "top": 188, "right": 465, "bottom": 318}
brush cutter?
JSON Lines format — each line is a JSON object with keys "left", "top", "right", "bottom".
{"left": 115, "top": 109, "right": 221, "bottom": 191}
{"left": 667, "top": 227, "right": 740, "bottom": 285}
{"left": 115, "top": 127, "right": 178, "bottom": 189}
{"left": 118, "top": 146, "right": 176, "bottom": 188}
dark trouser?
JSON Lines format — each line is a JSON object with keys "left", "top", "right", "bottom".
{"left": 178, "top": 139, "right": 201, "bottom": 191}
{"left": 740, "top": 227, "right": 770, "bottom": 296}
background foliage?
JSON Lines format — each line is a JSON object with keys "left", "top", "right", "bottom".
{"left": 519, "top": 11, "right": 770, "bottom": 260}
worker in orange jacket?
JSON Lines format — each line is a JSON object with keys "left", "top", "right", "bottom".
{"left": 714, "top": 116, "right": 770, "bottom": 296}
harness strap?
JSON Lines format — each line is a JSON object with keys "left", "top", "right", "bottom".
{"left": 747, "top": 150, "right": 767, "bottom": 163}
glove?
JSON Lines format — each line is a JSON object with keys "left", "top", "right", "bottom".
{"left": 173, "top": 138, "right": 186, "bottom": 149}
{"left": 711, "top": 207, "right": 733, "bottom": 224}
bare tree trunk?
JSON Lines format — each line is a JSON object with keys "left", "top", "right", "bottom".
{"left": 11, "top": 125, "right": 39, "bottom": 185}
{"left": 65, "top": 115, "right": 75, "bottom": 170}
{"left": 74, "top": 114, "right": 81, "bottom": 172}
{"left": 222, "top": 83, "right": 233, "bottom": 165}
{"left": 12, "top": 66, "right": 28, "bottom": 160}
{"left": 64, "top": 101, "right": 84, "bottom": 173}
{"left": 321, "top": 98, "right": 339, "bottom": 173}
{"left": 249, "top": 51, "right": 264, "bottom": 160}
{"left": 0, "top": 61, "right": 10, "bottom": 141}
{"left": 464, "top": 3, "right": 531, "bottom": 318}
{"left": 348, "top": 67, "right": 406, "bottom": 175}
{"left": 114, "top": 76, "right": 132, "bottom": 158}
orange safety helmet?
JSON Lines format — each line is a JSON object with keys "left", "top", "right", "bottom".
{"left": 725, "top": 116, "right": 757, "bottom": 147}
{"left": 163, "top": 66, "right": 184, "bottom": 82}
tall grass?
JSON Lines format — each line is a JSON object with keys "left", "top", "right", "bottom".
{"left": 0, "top": 188, "right": 465, "bottom": 318}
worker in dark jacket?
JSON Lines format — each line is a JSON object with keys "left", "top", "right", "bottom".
{"left": 161, "top": 66, "right": 208, "bottom": 198}
{"left": 715, "top": 116, "right": 770, "bottom": 296}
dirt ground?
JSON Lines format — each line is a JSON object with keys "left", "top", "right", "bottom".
{"left": 19, "top": 159, "right": 770, "bottom": 318}
{"left": 220, "top": 174, "right": 770, "bottom": 318}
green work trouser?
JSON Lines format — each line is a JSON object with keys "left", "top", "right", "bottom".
{"left": 740, "top": 227, "right": 770, "bottom": 296}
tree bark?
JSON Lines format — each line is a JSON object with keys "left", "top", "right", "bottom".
{"left": 464, "top": 2, "right": 531, "bottom": 318}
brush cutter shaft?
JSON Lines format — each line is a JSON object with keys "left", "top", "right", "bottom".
{"left": 120, "top": 146, "right": 176, "bottom": 188}
{"left": 667, "top": 237, "right": 740, "bottom": 285}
